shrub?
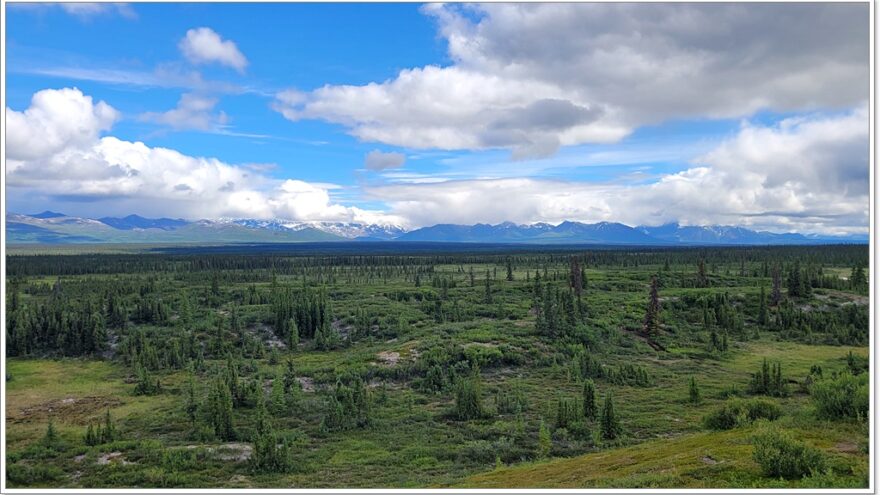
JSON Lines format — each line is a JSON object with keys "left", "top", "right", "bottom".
{"left": 748, "top": 359, "right": 786, "bottom": 397}
{"left": 752, "top": 427, "right": 826, "bottom": 479}
{"left": 703, "top": 399, "right": 782, "bottom": 430}
{"left": 6, "top": 463, "right": 63, "bottom": 486}
{"left": 250, "top": 431, "right": 294, "bottom": 473}
{"left": 810, "top": 372, "right": 869, "bottom": 421}
{"left": 454, "top": 374, "right": 486, "bottom": 420}
{"left": 703, "top": 402, "right": 741, "bottom": 430}
{"left": 744, "top": 399, "right": 783, "bottom": 422}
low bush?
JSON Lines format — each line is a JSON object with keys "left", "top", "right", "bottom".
{"left": 703, "top": 398, "right": 782, "bottom": 430}
{"left": 810, "top": 372, "right": 869, "bottom": 421}
{"left": 752, "top": 426, "right": 826, "bottom": 479}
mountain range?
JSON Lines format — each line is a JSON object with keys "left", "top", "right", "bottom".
{"left": 5, "top": 211, "right": 867, "bottom": 246}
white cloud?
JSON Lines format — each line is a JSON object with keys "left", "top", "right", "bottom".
{"left": 6, "top": 88, "right": 399, "bottom": 225}
{"left": 364, "top": 150, "right": 406, "bottom": 171}
{"left": 6, "top": 87, "right": 119, "bottom": 161}
{"left": 365, "top": 107, "right": 868, "bottom": 234}
{"left": 139, "top": 93, "right": 228, "bottom": 131}
{"left": 274, "top": 3, "right": 867, "bottom": 157}
{"left": 61, "top": 3, "right": 137, "bottom": 20}
{"left": 179, "top": 27, "right": 248, "bottom": 73}
{"left": 6, "top": 88, "right": 867, "bottom": 235}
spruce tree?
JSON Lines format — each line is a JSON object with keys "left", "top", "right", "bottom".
{"left": 688, "top": 377, "right": 701, "bottom": 404}
{"left": 537, "top": 419, "right": 552, "bottom": 459}
{"left": 210, "top": 378, "right": 235, "bottom": 441}
{"left": 643, "top": 276, "right": 661, "bottom": 335}
{"left": 770, "top": 265, "right": 782, "bottom": 306}
{"left": 758, "top": 286, "right": 768, "bottom": 325}
{"left": 600, "top": 392, "right": 621, "bottom": 440}
{"left": 484, "top": 270, "right": 493, "bottom": 304}
{"left": 582, "top": 379, "right": 598, "bottom": 421}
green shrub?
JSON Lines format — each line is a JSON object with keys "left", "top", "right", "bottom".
{"left": 703, "top": 399, "right": 782, "bottom": 430}
{"left": 6, "top": 462, "right": 63, "bottom": 486}
{"left": 744, "top": 399, "right": 783, "bottom": 422}
{"left": 703, "top": 402, "right": 741, "bottom": 430}
{"left": 453, "top": 374, "right": 485, "bottom": 420}
{"left": 752, "top": 427, "right": 826, "bottom": 479}
{"left": 810, "top": 372, "right": 869, "bottom": 420}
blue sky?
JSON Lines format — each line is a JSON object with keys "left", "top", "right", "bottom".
{"left": 5, "top": 3, "right": 869, "bottom": 234}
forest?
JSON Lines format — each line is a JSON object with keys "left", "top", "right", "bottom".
{"left": 3, "top": 244, "right": 870, "bottom": 488}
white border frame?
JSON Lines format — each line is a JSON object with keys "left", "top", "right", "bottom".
{"left": 0, "top": 1, "right": 875, "bottom": 494}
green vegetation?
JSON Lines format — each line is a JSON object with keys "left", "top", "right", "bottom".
{"left": 4, "top": 244, "right": 869, "bottom": 488}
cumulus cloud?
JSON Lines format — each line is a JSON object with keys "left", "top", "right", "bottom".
{"left": 139, "top": 93, "right": 228, "bottom": 131}
{"left": 6, "top": 88, "right": 399, "bottom": 224}
{"left": 365, "top": 107, "right": 868, "bottom": 235}
{"left": 364, "top": 150, "right": 406, "bottom": 171}
{"left": 274, "top": 3, "right": 867, "bottom": 157}
{"left": 6, "top": 87, "right": 119, "bottom": 161}
{"left": 179, "top": 27, "right": 248, "bottom": 73}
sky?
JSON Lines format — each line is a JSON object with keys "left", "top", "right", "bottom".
{"left": 4, "top": 2, "right": 870, "bottom": 235}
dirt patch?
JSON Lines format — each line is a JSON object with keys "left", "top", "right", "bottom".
{"left": 100, "top": 330, "right": 120, "bottom": 360}
{"left": 376, "top": 351, "right": 401, "bottom": 367}
{"left": 247, "top": 323, "right": 286, "bottom": 349}
{"left": 184, "top": 443, "right": 253, "bottom": 462}
{"left": 73, "top": 454, "right": 86, "bottom": 463}
{"left": 619, "top": 327, "right": 667, "bottom": 352}
{"left": 297, "top": 376, "right": 315, "bottom": 392}
{"left": 10, "top": 396, "right": 123, "bottom": 424}
{"left": 229, "top": 474, "right": 250, "bottom": 484}
{"left": 701, "top": 455, "right": 718, "bottom": 465}
{"left": 97, "top": 451, "right": 134, "bottom": 466}
{"left": 213, "top": 443, "right": 253, "bottom": 462}
{"left": 464, "top": 342, "right": 498, "bottom": 349}
{"left": 835, "top": 441, "right": 859, "bottom": 454}
{"left": 332, "top": 319, "right": 354, "bottom": 340}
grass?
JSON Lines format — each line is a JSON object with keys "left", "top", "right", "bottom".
{"left": 4, "top": 248, "right": 869, "bottom": 488}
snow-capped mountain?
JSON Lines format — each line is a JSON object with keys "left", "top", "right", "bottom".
{"left": 216, "top": 218, "right": 407, "bottom": 240}
{"left": 5, "top": 212, "right": 867, "bottom": 245}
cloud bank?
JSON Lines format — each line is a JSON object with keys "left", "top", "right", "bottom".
{"left": 6, "top": 88, "right": 400, "bottom": 224}
{"left": 274, "top": 3, "right": 867, "bottom": 158}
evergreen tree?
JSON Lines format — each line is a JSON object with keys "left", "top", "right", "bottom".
{"left": 537, "top": 419, "right": 552, "bottom": 459}
{"left": 569, "top": 257, "right": 583, "bottom": 298}
{"left": 270, "top": 372, "right": 286, "bottom": 415}
{"left": 600, "top": 392, "right": 621, "bottom": 440}
{"left": 287, "top": 318, "right": 299, "bottom": 350}
{"left": 454, "top": 372, "right": 485, "bottom": 420}
{"left": 696, "top": 259, "right": 709, "bottom": 288}
{"left": 770, "top": 265, "right": 782, "bottom": 306}
{"left": 688, "top": 377, "right": 701, "bottom": 404}
{"left": 101, "top": 409, "right": 116, "bottom": 443}
{"left": 42, "top": 419, "right": 59, "bottom": 447}
{"left": 643, "top": 276, "right": 661, "bottom": 334}
{"left": 582, "top": 379, "right": 598, "bottom": 421}
{"left": 209, "top": 377, "right": 235, "bottom": 441}
{"left": 506, "top": 258, "right": 514, "bottom": 281}
{"left": 185, "top": 369, "right": 198, "bottom": 426}
{"left": 484, "top": 270, "right": 493, "bottom": 304}
{"left": 758, "top": 286, "right": 768, "bottom": 325}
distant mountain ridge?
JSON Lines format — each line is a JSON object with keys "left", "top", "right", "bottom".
{"left": 5, "top": 212, "right": 867, "bottom": 245}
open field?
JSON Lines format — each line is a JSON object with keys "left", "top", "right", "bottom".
{"left": 4, "top": 244, "right": 869, "bottom": 488}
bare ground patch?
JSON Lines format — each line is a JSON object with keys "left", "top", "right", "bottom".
{"left": 9, "top": 396, "right": 123, "bottom": 424}
{"left": 376, "top": 351, "right": 400, "bottom": 367}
